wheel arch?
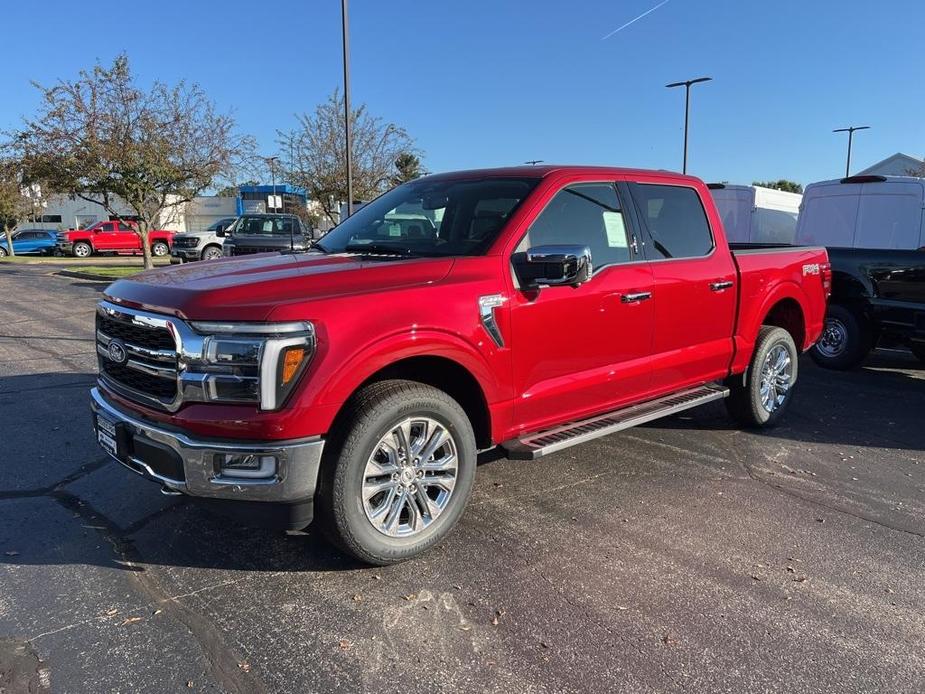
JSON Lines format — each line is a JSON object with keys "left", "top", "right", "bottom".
{"left": 316, "top": 334, "right": 501, "bottom": 450}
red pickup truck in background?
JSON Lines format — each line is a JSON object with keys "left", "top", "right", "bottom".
{"left": 56, "top": 220, "right": 175, "bottom": 258}
{"left": 89, "top": 165, "right": 830, "bottom": 564}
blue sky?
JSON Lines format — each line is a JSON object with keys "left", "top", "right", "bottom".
{"left": 1, "top": 0, "right": 922, "bottom": 187}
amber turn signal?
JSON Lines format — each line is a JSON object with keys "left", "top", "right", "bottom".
{"left": 281, "top": 347, "right": 306, "bottom": 385}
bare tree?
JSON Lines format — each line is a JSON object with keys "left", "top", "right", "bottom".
{"left": 279, "top": 90, "right": 419, "bottom": 225}
{"left": 14, "top": 55, "right": 255, "bottom": 269}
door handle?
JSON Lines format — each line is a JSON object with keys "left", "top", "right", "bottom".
{"left": 621, "top": 291, "right": 652, "bottom": 303}
{"left": 710, "top": 280, "right": 734, "bottom": 291}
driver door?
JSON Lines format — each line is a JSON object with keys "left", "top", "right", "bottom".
{"left": 508, "top": 181, "right": 655, "bottom": 434}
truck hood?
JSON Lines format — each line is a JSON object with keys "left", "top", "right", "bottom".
{"left": 104, "top": 251, "right": 455, "bottom": 320}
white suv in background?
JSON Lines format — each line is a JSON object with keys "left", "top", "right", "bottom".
{"left": 170, "top": 217, "right": 237, "bottom": 263}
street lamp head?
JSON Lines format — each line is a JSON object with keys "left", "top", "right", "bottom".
{"left": 666, "top": 76, "right": 712, "bottom": 89}
{"left": 833, "top": 126, "right": 871, "bottom": 133}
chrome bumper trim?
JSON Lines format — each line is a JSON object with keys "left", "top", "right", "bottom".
{"left": 90, "top": 387, "right": 325, "bottom": 502}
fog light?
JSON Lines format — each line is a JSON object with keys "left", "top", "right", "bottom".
{"left": 216, "top": 453, "right": 277, "bottom": 479}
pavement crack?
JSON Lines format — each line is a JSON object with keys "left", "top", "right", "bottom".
{"left": 740, "top": 459, "right": 925, "bottom": 539}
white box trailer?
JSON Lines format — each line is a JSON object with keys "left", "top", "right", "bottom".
{"left": 709, "top": 184, "right": 802, "bottom": 244}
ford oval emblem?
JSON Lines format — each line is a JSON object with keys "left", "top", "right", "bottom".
{"left": 107, "top": 339, "right": 127, "bottom": 365}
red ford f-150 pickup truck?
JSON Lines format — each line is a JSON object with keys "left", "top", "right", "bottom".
{"left": 57, "top": 220, "right": 175, "bottom": 258}
{"left": 90, "top": 166, "right": 830, "bottom": 564}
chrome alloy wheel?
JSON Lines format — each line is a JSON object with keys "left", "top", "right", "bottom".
{"left": 759, "top": 344, "right": 793, "bottom": 413}
{"left": 362, "top": 417, "right": 458, "bottom": 538}
{"left": 816, "top": 318, "right": 848, "bottom": 358}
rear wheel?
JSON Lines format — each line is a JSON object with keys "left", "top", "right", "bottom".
{"left": 73, "top": 242, "right": 92, "bottom": 258}
{"left": 318, "top": 380, "right": 477, "bottom": 565}
{"left": 726, "top": 326, "right": 798, "bottom": 428}
{"left": 201, "top": 245, "right": 223, "bottom": 261}
{"left": 151, "top": 241, "right": 169, "bottom": 257}
{"left": 0, "top": 247, "right": 7, "bottom": 257}
{"left": 810, "top": 304, "right": 871, "bottom": 370}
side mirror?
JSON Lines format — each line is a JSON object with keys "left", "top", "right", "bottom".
{"left": 215, "top": 228, "right": 226, "bottom": 237}
{"left": 512, "top": 244, "right": 592, "bottom": 289}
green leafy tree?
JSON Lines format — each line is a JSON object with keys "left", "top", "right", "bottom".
{"left": 391, "top": 152, "right": 424, "bottom": 186}
{"left": 752, "top": 179, "right": 803, "bottom": 194}
{"left": 0, "top": 158, "right": 42, "bottom": 257}
{"left": 14, "top": 55, "right": 255, "bottom": 268}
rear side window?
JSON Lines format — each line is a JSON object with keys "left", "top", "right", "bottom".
{"left": 631, "top": 184, "right": 713, "bottom": 259}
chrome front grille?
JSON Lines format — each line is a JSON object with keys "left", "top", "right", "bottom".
{"left": 96, "top": 304, "right": 180, "bottom": 408}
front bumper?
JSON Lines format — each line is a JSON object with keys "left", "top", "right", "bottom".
{"left": 56, "top": 242, "right": 74, "bottom": 254}
{"left": 170, "top": 248, "right": 200, "bottom": 263}
{"left": 90, "top": 387, "right": 325, "bottom": 506}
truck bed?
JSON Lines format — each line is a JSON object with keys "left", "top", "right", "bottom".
{"left": 729, "top": 243, "right": 830, "bottom": 370}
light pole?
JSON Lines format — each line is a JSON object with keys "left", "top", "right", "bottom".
{"left": 266, "top": 156, "right": 279, "bottom": 212}
{"left": 833, "top": 126, "right": 870, "bottom": 177}
{"left": 665, "top": 76, "right": 712, "bottom": 174}
{"left": 341, "top": 0, "right": 354, "bottom": 219}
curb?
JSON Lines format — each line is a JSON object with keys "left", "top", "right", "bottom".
{"left": 55, "top": 270, "right": 119, "bottom": 282}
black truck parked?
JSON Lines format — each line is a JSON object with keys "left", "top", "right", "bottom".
{"left": 795, "top": 175, "right": 925, "bottom": 369}
{"left": 221, "top": 214, "right": 320, "bottom": 256}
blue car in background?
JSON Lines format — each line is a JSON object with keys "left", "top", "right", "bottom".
{"left": 0, "top": 229, "right": 59, "bottom": 257}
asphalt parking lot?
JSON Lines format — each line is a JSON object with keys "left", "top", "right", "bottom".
{"left": 1, "top": 263, "right": 923, "bottom": 693}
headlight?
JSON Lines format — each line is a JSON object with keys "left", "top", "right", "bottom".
{"left": 189, "top": 321, "right": 315, "bottom": 410}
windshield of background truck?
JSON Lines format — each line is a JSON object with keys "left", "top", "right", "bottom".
{"left": 316, "top": 177, "right": 540, "bottom": 256}
{"left": 232, "top": 217, "right": 298, "bottom": 235}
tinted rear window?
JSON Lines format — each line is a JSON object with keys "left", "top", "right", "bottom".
{"left": 631, "top": 184, "right": 714, "bottom": 259}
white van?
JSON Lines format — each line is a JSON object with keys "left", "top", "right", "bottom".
{"left": 794, "top": 175, "right": 925, "bottom": 249}
{"left": 709, "top": 184, "right": 802, "bottom": 244}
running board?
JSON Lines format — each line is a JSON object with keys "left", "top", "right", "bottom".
{"left": 501, "top": 384, "right": 729, "bottom": 460}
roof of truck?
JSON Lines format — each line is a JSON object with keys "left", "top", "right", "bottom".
{"left": 421, "top": 165, "right": 701, "bottom": 183}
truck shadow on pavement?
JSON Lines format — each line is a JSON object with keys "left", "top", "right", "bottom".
{"left": 1, "top": 356, "right": 922, "bottom": 576}
{"left": 644, "top": 353, "right": 925, "bottom": 453}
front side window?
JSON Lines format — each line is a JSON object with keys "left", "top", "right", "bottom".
{"left": 517, "top": 183, "right": 632, "bottom": 270}
{"left": 317, "top": 177, "right": 539, "bottom": 257}
{"left": 631, "top": 184, "right": 713, "bottom": 259}
{"left": 99, "top": 222, "right": 116, "bottom": 232}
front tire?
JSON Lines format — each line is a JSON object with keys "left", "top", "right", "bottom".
{"left": 810, "top": 304, "right": 871, "bottom": 370}
{"left": 151, "top": 241, "right": 169, "bottom": 257}
{"left": 0, "top": 247, "right": 7, "bottom": 257}
{"left": 201, "top": 245, "right": 223, "bottom": 261}
{"left": 318, "top": 380, "right": 477, "bottom": 565}
{"left": 726, "top": 326, "right": 799, "bottom": 428}
{"left": 72, "top": 242, "right": 92, "bottom": 258}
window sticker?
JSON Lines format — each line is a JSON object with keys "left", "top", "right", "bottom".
{"left": 603, "top": 211, "right": 628, "bottom": 248}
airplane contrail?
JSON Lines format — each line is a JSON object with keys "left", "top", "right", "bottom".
{"left": 600, "top": 0, "right": 672, "bottom": 40}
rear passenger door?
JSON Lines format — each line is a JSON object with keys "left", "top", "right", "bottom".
{"left": 94, "top": 222, "right": 119, "bottom": 251}
{"left": 116, "top": 222, "right": 140, "bottom": 251}
{"left": 628, "top": 181, "right": 737, "bottom": 392}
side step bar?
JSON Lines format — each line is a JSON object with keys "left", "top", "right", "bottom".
{"left": 501, "top": 383, "right": 729, "bottom": 460}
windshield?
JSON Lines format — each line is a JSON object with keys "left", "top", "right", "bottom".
{"left": 317, "top": 177, "right": 540, "bottom": 257}
{"left": 232, "top": 216, "right": 300, "bottom": 236}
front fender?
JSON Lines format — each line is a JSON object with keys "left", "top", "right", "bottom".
{"left": 313, "top": 328, "right": 503, "bottom": 409}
